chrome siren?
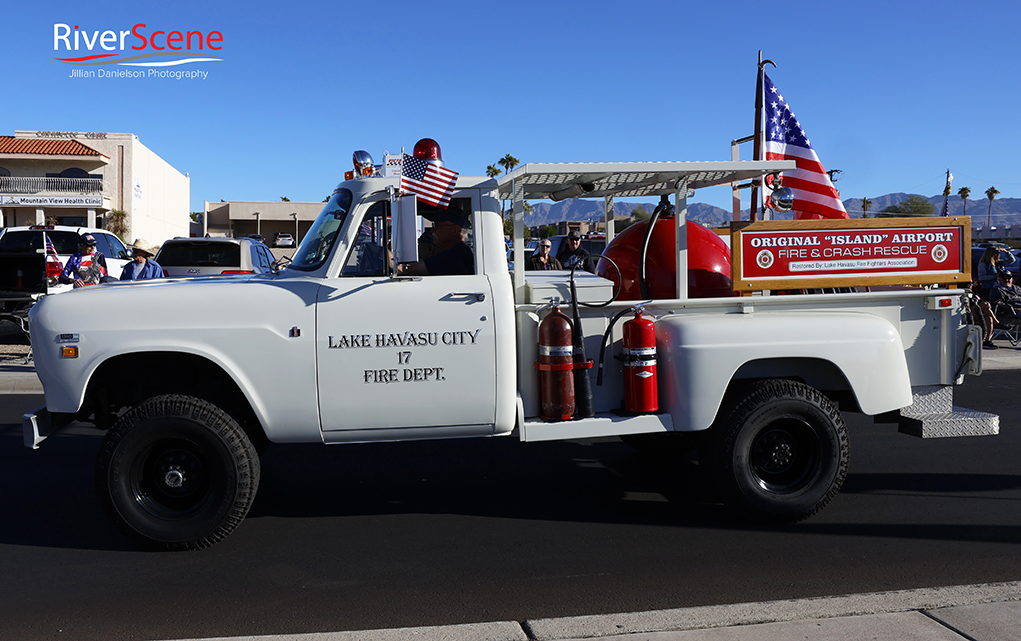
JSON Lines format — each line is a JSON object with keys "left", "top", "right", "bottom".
{"left": 352, "top": 150, "right": 374, "bottom": 177}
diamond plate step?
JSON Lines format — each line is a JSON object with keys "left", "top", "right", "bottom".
{"left": 898, "top": 385, "right": 999, "bottom": 438}
{"left": 899, "top": 407, "right": 999, "bottom": 438}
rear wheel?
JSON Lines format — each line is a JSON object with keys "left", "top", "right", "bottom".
{"left": 702, "top": 379, "right": 848, "bottom": 522}
{"left": 95, "top": 394, "right": 260, "bottom": 550}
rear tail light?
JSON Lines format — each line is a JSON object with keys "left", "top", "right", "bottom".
{"left": 220, "top": 270, "right": 254, "bottom": 274}
{"left": 47, "top": 259, "right": 64, "bottom": 278}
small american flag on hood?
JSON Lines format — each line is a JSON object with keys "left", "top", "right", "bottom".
{"left": 400, "top": 154, "right": 458, "bottom": 209}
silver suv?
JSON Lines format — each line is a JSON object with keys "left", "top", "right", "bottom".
{"left": 155, "top": 237, "right": 276, "bottom": 277}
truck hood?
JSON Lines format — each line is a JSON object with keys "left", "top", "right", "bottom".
{"left": 30, "top": 273, "right": 321, "bottom": 341}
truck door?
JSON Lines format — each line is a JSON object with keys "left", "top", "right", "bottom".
{"left": 315, "top": 193, "right": 498, "bottom": 439}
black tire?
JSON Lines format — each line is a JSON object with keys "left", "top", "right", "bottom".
{"left": 702, "top": 379, "right": 848, "bottom": 522}
{"left": 95, "top": 394, "right": 260, "bottom": 550}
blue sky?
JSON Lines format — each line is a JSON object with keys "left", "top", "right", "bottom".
{"left": 6, "top": 0, "right": 1020, "bottom": 214}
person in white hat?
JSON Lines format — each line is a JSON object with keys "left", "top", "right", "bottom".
{"left": 120, "top": 238, "right": 165, "bottom": 280}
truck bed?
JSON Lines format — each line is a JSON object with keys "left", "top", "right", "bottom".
{"left": 516, "top": 277, "right": 985, "bottom": 439}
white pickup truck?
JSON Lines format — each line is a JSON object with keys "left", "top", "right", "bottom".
{"left": 23, "top": 146, "right": 996, "bottom": 550}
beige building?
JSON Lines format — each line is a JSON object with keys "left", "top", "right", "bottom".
{"left": 0, "top": 130, "right": 189, "bottom": 244}
{"left": 202, "top": 200, "right": 325, "bottom": 243}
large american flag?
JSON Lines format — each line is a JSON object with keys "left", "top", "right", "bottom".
{"left": 400, "top": 154, "right": 459, "bottom": 209}
{"left": 763, "top": 74, "right": 848, "bottom": 220}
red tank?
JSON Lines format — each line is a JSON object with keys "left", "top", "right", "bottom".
{"left": 537, "top": 305, "right": 576, "bottom": 421}
{"left": 622, "top": 310, "right": 658, "bottom": 413}
{"left": 596, "top": 218, "right": 734, "bottom": 299}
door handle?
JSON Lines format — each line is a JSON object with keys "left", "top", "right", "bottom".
{"left": 451, "top": 292, "right": 486, "bottom": 302}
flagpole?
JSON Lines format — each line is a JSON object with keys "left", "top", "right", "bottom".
{"left": 750, "top": 52, "right": 762, "bottom": 222}
{"left": 940, "top": 168, "right": 952, "bottom": 217}
{"left": 750, "top": 52, "right": 775, "bottom": 222}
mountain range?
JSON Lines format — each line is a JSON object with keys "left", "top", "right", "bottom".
{"left": 526, "top": 194, "right": 1021, "bottom": 229}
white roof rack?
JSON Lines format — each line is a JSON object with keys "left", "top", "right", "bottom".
{"left": 495, "top": 160, "right": 796, "bottom": 201}
{"left": 499, "top": 159, "right": 797, "bottom": 304}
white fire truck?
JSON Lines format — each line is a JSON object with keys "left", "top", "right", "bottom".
{"left": 23, "top": 139, "right": 996, "bottom": 550}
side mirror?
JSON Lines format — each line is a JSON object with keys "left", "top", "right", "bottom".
{"left": 393, "top": 195, "right": 419, "bottom": 265}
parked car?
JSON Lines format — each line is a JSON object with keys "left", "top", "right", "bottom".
{"left": 154, "top": 237, "right": 276, "bottom": 277}
{"left": 506, "top": 238, "right": 538, "bottom": 271}
{"left": 0, "top": 225, "right": 131, "bottom": 295}
{"left": 273, "top": 232, "right": 295, "bottom": 248}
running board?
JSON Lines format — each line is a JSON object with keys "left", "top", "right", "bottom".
{"left": 898, "top": 385, "right": 999, "bottom": 438}
{"left": 520, "top": 412, "right": 673, "bottom": 442}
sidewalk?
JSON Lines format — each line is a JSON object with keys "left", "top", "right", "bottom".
{"left": 0, "top": 344, "right": 41, "bottom": 393}
{"left": 171, "top": 581, "right": 1021, "bottom": 640}
{"left": 980, "top": 340, "right": 1021, "bottom": 371}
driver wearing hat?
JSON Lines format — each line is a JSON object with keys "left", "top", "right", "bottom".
{"left": 120, "top": 238, "right": 165, "bottom": 281}
{"left": 401, "top": 204, "right": 474, "bottom": 276}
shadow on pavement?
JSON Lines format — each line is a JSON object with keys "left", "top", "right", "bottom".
{"left": 2, "top": 367, "right": 1020, "bottom": 552}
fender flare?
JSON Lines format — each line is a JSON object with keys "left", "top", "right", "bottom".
{"left": 656, "top": 311, "right": 913, "bottom": 432}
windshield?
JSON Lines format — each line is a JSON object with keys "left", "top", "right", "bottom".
{"left": 288, "top": 189, "right": 353, "bottom": 271}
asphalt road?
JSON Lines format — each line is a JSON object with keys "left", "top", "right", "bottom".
{"left": 1, "top": 370, "right": 1020, "bottom": 641}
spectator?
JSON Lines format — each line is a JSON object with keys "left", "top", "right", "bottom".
{"left": 59, "top": 233, "right": 109, "bottom": 288}
{"left": 120, "top": 239, "right": 165, "bottom": 281}
{"left": 969, "top": 281, "right": 1000, "bottom": 350}
{"left": 528, "top": 239, "right": 563, "bottom": 270}
{"left": 977, "top": 247, "right": 1015, "bottom": 298}
{"left": 556, "top": 230, "right": 592, "bottom": 272}
{"left": 990, "top": 271, "right": 1021, "bottom": 313}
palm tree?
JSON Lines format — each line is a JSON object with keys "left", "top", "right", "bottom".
{"left": 486, "top": 165, "right": 500, "bottom": 179}
{"left": 986, "top": 186, "right": 1000, "bottom": 227}
{"left": 498, "top": 154, "right": 520, "bottom": 175}
{"left": 957, "top": 186, "right": 971, "bottom": 217}
{"left": 861, "top": 197, "right": 871, "bottom": 218}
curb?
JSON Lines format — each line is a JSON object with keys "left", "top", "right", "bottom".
{"left": 0, "top": 369, "right": 42, "bottom": 393}
{"left": 160, "top": 581, "right": 1021, "bottom": 641}
{"left": 524, "top": 580, "right": 1021, "bottom": 640}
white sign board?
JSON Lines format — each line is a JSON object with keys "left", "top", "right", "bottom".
{"left": 0, "top": 195, "right": 102, "bottom": 207}
{"left": 384, "top": 153, "right": 403, "bottom": 178}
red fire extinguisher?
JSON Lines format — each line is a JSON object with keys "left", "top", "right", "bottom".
{"left": 536, "top": 303, "right": 576, "bottom": 421}
{"left": 14, "top": 269, "right": 24, "bottom": 290}
{"left": 622, "top": 309, "right": 658, "bottom": 413}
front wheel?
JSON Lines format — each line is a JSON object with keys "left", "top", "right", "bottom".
{"left": 702, "top": 380, "right": 849, "bottom": 522}
{"left": 95, "top": 395, "right": 260, "bottom": 550}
